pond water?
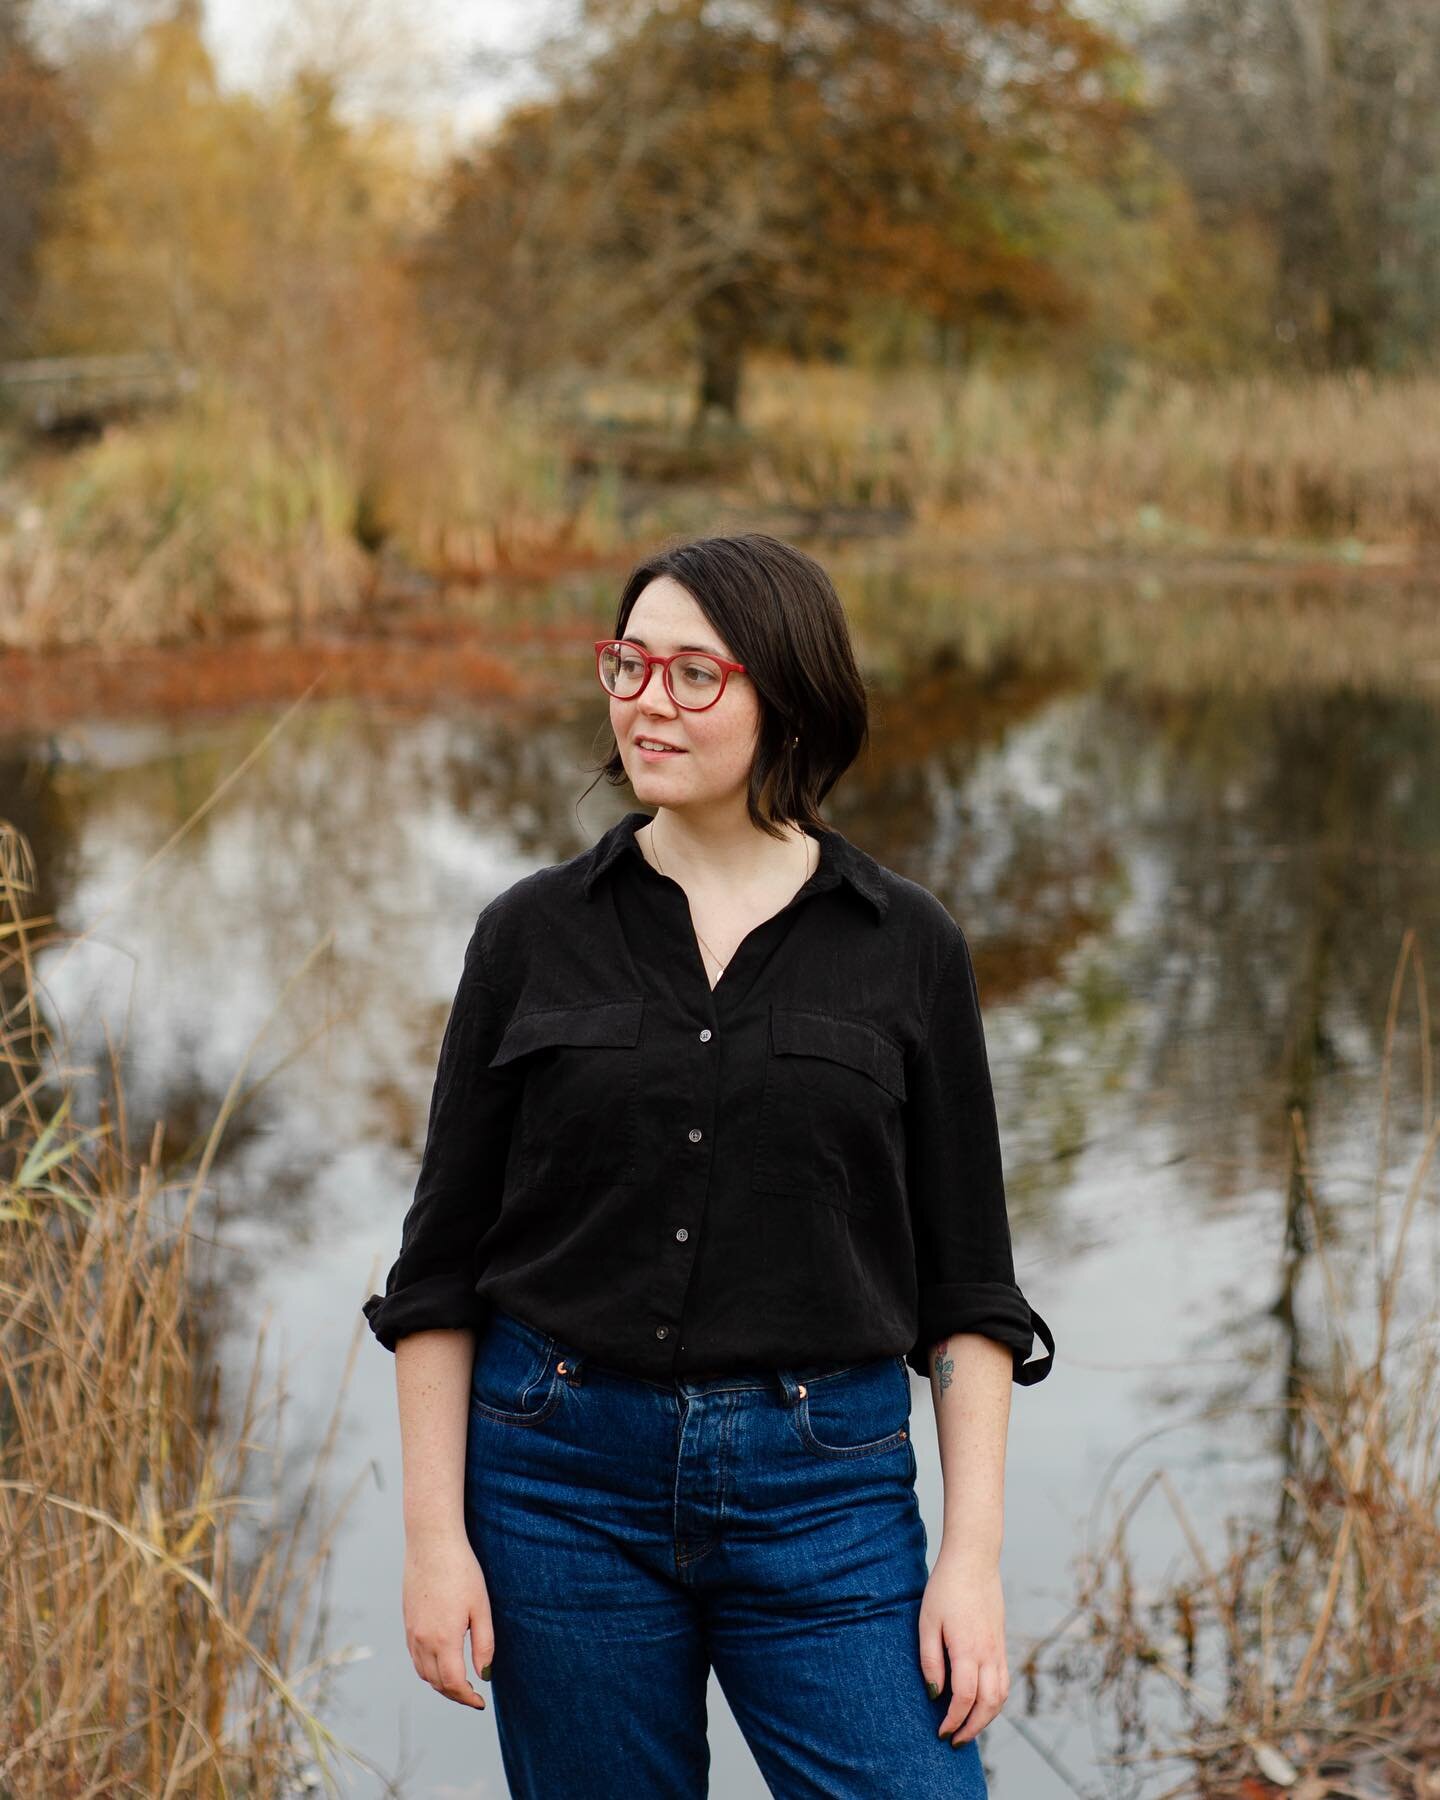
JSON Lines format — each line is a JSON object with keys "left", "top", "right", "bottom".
{"left": 3, "top": 553, "right": 1438, "bottom": 1797}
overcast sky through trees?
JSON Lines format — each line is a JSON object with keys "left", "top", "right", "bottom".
{"left": 198, "top": 0, "right": 1147, "bottom": 147}
{"left": 202, "top": 0, "right": 554, "bottom": 141}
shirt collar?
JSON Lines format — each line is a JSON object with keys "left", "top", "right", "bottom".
{"left": 580, "top": 810, "right": 889, "bottom": 919}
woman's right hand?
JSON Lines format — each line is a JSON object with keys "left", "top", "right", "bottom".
{"left": 403, "top": 1527, "right": 494, "bottom": 1709}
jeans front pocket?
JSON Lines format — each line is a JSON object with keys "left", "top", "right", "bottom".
{"left": 470, "top": 1311, "right": 567, "bottom": 1427}
{"left": 789, "top": 1354, "right": 912, "bottom": 1461}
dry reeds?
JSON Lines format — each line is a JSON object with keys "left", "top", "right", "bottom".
{"left": 587, "top": 359, "right": 1440, "bottom": 556}
{"left": 1036, "top": 931, "right": 1440, "bottom": 1798}
{"left": 0, "top": 816, "right": 371, "bottom": 1797}
{"left": 0, "top": 368, "right": 623, "bottom": 653}
{"left": 6, "top": 358, "right": 1440, "bottom": 657}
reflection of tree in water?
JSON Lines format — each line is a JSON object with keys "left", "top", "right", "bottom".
{"left": 0, "top": 744, "right": 78, "bottom": 1116}
{"left": 845, "top": 658, "right": 1440, "bottom": 1791}
{"left": 1227, "top": 696, "right": 1440, "bottom": 1544}
{"left": 0, "top": 741, "right": 290, "bottom": 1362}
{"left": 1130, "top": 691, "right": 1439, "bottom": 1356}
{"left": 837, "top": 648, "right": 1116, "bottom": 995}
{"left": 821, "top": 657, "right": 1440, "bottom": 1418}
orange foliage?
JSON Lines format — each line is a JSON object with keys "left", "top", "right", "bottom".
{"left": 427, "top": 0, "right": 1144, "bottom": 407}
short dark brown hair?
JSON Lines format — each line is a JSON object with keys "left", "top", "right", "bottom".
{"left": 585, "top": 532, "right": 870, "bottom": 839}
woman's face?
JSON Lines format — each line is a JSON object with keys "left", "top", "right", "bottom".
{"left": 609, "top": 576, "right": 762, "bottom": 813}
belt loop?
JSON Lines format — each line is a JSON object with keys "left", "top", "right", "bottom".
{"left": 774, "top": 1368, "right": 805, "bottom": 1407}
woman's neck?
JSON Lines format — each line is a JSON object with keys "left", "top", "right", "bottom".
{"left": 641, "top": 806, "right": 815, "bottom": 892}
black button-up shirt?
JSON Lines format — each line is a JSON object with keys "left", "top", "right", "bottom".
{"left": 362, "top": 809, "right": 1054, "bottom": 1386}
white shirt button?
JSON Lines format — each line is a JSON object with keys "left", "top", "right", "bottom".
{"left": 675, "top": 1227, "right": 689, "bottom": 1241}
{"left": 655, "top": 1324, "right": 670, "bottom": 1339}
{"left": 699, "top": 1028, "right": 712, "bottom": 1042}
{"left": 688, "top": 1127, "right": 703, "bottom": 1142}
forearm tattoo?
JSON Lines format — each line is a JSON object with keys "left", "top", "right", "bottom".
{"left": 931, "top": 1339, "right": 954, "bottom": 1391}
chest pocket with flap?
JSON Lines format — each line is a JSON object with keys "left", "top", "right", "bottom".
{"left": 487, "top": 998, "right": 644, "bottom": 1189}
{"left": 752, "top": 1006, "right": 908, "bottom": 1221}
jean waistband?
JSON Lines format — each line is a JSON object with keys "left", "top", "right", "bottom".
{"left": 486, "top": 1306, "right": 903, "bottom": 1402}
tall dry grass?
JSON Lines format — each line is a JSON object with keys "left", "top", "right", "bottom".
{"left": 1032, "top": 932, "right": 1440, "bottom": 1798}
{"left": 3, "top": 357, "right": 1439, "bottom": 656}
{"left": 0, "top": 381, "right": 375, "bottom": 651}
{"left": 0, "top": 364, "right": 631, "bottom": 653}
{"left": 737, "top": 359, "right": 1440, "bottom": 551}
{"left": 0, "top": 818, "right": 369, "bottom": 1796}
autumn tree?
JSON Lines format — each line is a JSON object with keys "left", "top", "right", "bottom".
{"left": 0, "top": 0, "right": 75, "bottom": 358}
{"left": 1135, "top": 0, "right": 1440, "bottom": 371}
{"left": 423, "top": 0, "right": 1141, "bottom": 426}
{"left": 24, "top": 0, "right": 436, "bottom": 526}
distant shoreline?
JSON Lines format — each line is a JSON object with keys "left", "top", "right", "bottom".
{"left": 4, "top": 534, "right": 1438, "bottom": 736}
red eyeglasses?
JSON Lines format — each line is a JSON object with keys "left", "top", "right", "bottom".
{"left": 595, "top": 639, "right": 748, "bottom": 712}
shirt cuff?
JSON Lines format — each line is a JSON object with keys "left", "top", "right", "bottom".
{"left": 362, "top": 1274, "right": 487, "bottom": 1353}
{"left": 909, "top": 1281, "right": 1055, "bottom": 1386}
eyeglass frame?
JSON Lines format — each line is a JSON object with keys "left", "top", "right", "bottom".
{"left": 594, "top": 638, "right": 749, "bottom": 712}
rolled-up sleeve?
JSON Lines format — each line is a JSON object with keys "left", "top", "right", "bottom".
{"left": 904, "top": 926, "right": 1054, "bottom": 1386}
{"left": 362, "top": 914, "right": 519, "bottom": 1352}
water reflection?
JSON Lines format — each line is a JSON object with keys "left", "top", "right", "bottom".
{"left": 1, "top": 590, "right": 1437, "bottom": 1795}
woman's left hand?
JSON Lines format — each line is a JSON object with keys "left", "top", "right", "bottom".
{"left": 918, "top": 1543, "right": 1010, "bottom": 1746}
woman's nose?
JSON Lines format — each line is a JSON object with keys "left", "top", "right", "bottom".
{"left": 637, "top": 672, "right": 678, "bottom": 713}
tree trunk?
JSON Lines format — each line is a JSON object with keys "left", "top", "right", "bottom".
{"left": 692, "top": 287, "right": 747, "bottom": 435}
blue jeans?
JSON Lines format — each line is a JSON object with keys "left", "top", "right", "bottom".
{"left": 462, "top": 1306, "right": 990, "bottom": 1798}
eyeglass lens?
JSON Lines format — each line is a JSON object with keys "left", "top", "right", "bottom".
{"left": 599, "top": 643, "right": 725, "bottom": 708}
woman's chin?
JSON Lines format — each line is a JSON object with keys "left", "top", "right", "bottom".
{"left": 630, "top": 764, "right": 688, "bottom": 795}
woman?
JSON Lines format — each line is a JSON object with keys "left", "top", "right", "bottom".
{"left": 363, "top": 531, "right": 1054, "bottom": 1799}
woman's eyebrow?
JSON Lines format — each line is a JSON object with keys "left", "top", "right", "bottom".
{"left": 625, "top": 635, "right": 728, "bottom": 655}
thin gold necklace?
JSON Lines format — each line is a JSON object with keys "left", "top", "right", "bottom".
{"left": 648, "top": 820, "right": 812, "bottom": 979}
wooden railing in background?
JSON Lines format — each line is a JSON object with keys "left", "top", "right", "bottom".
{"left": 0, "top": 352, "right": 196, "bottom": 432}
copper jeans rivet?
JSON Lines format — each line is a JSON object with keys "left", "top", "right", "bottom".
{"left": 797, "top": 1383, "right": 807, "bottom": 1398}
{"left": 557, "top": 1360, "right": 568, "bottom": 1373}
